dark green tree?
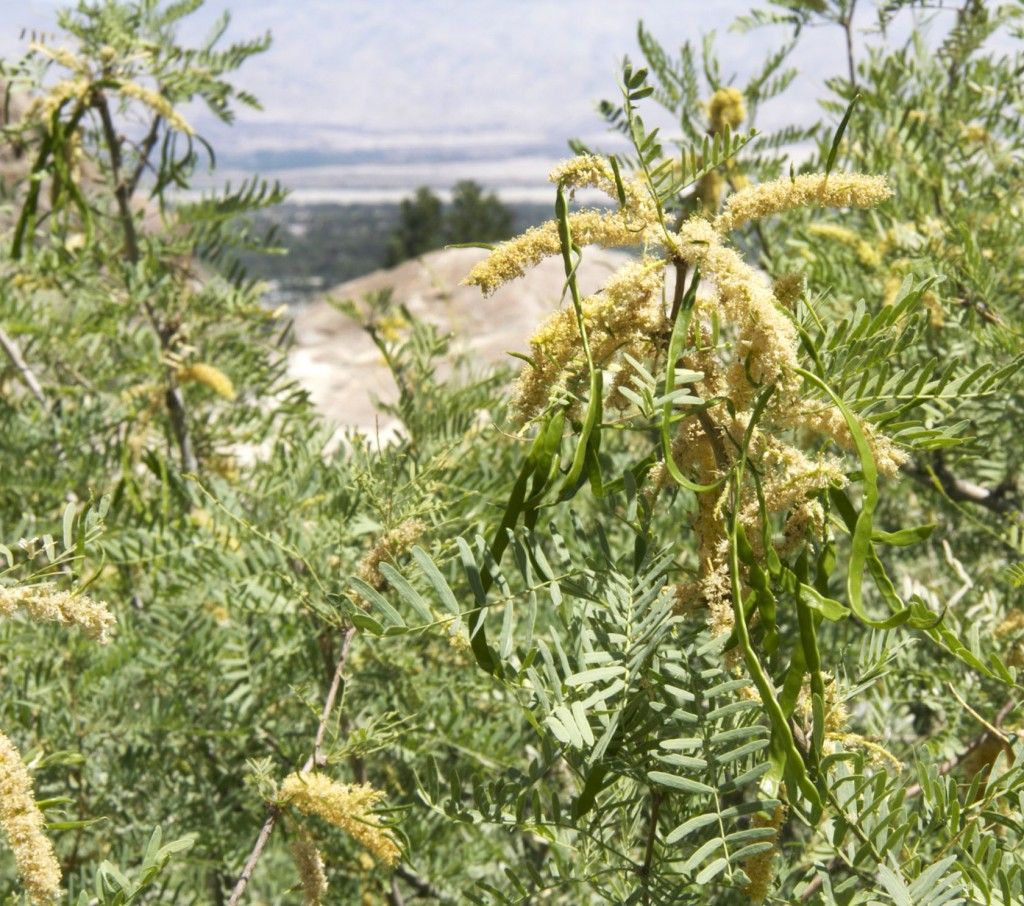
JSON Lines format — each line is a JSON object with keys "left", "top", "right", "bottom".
{"left": 445, "top": 179, "right": 513, "bottom": 245}
{"left": 385, "top": 186, "right": 443, "bottom": 265}
{"left": 386, "top": 181, "right": 514, "bottom": 266}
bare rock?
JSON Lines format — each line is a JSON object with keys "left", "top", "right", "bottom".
{"left": 289, "top": 245, "right": 632, "bottom": 435}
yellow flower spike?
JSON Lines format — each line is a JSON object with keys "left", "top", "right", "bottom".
{"left": 115, "top": 82, "right": 194, "bottom": 135}
{"left": 290, "top": 834, "right": 329, "bottom": 905}
{"left": 279, "top": 774, "right": 400, "bottom": 867}
{"left": 714, "top": 172, "right": 892, "bottom": 234}
{"left": 177, "top": 363, "right": 237, "bottom": 401}
{"left": 0, "top": 583, "right": 115, "bottom": 643}
{"left": 464, "top": 209, "right": 655, "bottom": 295}
{"left": 741, "top": 804, "right": 786, "bottom": 902}
{"left": 707, "top": 87, "right": 746, "bottom": 133}
{"left": 807, "top": 222, "right": 882, "bottom": 268}
{"left": 358, "top": 519, "right": 426, "bottom": 591}
{"left": 511, "top": 257, "right": 666, "bottom": 421}
{"left": 0, "top": 732, "right": 62, "bottom": 906}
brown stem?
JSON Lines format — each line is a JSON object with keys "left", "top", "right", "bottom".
{"left": 906, "top": 456, "right": 1017, "bottom": 514}
{"left": 94, "top": 92, "right": 139, "bottom": 264}
{"left": 394, "top": 864, "right": 446, "bottom": 900}
{"left": 388, "top": 876, "right": 406, "bottom": 906}
{"left": 843, "top": 0, "right": 859, "bottom": 88}
{"left": 0, "top": 325, "right": 47, "bottom": 406}
{"left": 668, "top": 259, "right": 689, "bottom": 324}
{"left": 640, "top": 789, "right": 662, "bottom": 883}
{"left": 696, "top": 410, "right": 730, "bottom": 474}
{"left": 225, "top": 626, "right": 356, "bottom": 906}
{"left": 126, "top": 114, "right": 162, "bottom": 198}
{"left": 95, "top": 93, "right": 198, "bottom": 473}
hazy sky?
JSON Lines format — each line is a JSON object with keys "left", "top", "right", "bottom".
{"left": 0, "top": 0, "right": 853, "bottom": 144}
{"left": 2, "top": 1, "right": 950, "bottom": 200}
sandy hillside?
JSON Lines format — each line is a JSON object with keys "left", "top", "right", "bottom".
{"left": 289, "top": 245, "right": 633, "bottom": 436}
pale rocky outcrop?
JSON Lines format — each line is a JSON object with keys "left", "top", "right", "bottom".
{"left": 288, "top": 245, "right": 632, "bottom": 437}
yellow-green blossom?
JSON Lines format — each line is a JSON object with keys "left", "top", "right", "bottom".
{"left": 115, "top": 81, "right": 193, "bottom": 134}
{"left": 0, "top": 732, "right": 62, "bottom": 906}
{"left": 0, "top": 583, "right": 115, "bottom": 642}
{"left": 178, "top": 363, "right": 237, "bottom": 401}
{"left": 358, "top": 519, "right": 426, "bottom": 591}
{"left": 290, "top": 834, "right": 328, "bottom": 905}
{"left": 279, "top": 773, "right": 400, "bottom": 866}
{"left": 512, "top": 257, "right": 666, "bottom": 420}
{"left": 715, "top": 172, "right": 892, "bottom": 234}
{"left": 707, "top": 87, "right": 746, "bottom": 132}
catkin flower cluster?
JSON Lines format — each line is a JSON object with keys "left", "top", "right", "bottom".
{"left": 467, "top": 155, "right": 905, "bottom": 635}
{"left": 0, "top": 583, "right": 115, "bottom": 642}
{"left": 714, "top": 172, "right": 891, "bottom": 234}
{"left": 0, "top": 732, "right": 62, "bottom": 905}
{"left": 512, "top": 257, "right": 667, "bottom": 420}
{"left": 358, "top": 519, "right": 426, "bottom": 591}
{"left": 741, "top": 804, "right": 786, "bottom": 902}
{"left": 280, "top": 773, "right": 400, "bottom": 866}
{"left": 707, "top": 86, "right": 746, "bottom": 132}
{"left": 290, "top": 834, "right": 329, "bottom": 905}
{"left": 464, "top": 155, "right": 659, "bottom": 296}
{"left": 178, "top": 363, "right": 237, "bottom": 401}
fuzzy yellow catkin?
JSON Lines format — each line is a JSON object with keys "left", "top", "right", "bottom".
{"left": 511, "top": 257, "right": 666, "bottom": 420}
{"left": 279, "top": 774, "right": 400, "bottom": 867}
{"left": 707, "top": 86, "right": 746, "bottom": 132}
{"left": 0, "top": 733, "right": 62, "bottom": 906}
{"left": 177, "top": 363, "right": 236, "bottom": 401}
{"left": 463, "top": 209, "right": 653, "bottom": 295}
{"left": 714, "top": 172, "right": 892, "bottom": 234}
{"left": 115, "top": 81, "right": 194, "bottom": 134}
{"left": 28, "top": 41, "right": 84, "bottom": 73}
{"left": 548, "top": 154, "right": 652, "bottom": 213}
{"left": 787, "top": 405, "right": 908, "bottom": 477}
{"left": 0, "top": 583, "right": 115, "bottom": 642}
{"left": 290, "top": 834, "right": 329, "bottom": 905}
{"left": 741, "top": 804, "right": 786, "bottom": 903}
{"left": 676, "top": 217, "right": 799, "bottom": 404}
{"left": 806, "top": 222, "right": 882, "bottom": 268}
{"left": 30, "top": 78, "right": 92, "bottom": 122}
{"left": 358, "top": 519, "right": 426, "bottom": 591}
{"left": 465, "top": 157, "right": 659, "bottom": 295}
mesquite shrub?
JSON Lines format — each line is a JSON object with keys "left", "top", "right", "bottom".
{"left": 0, "top": 1, "right": 1022, "bottom": 903}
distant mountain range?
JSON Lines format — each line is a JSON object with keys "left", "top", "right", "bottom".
{"left": 1, "top": 0, "right": 894, "bottom": 201}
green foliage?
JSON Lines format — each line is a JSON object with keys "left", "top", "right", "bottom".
{"left": 0, "top": 1, "right": 1022, "bottom": 904}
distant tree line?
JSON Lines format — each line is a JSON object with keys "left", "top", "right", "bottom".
{"left": 386, "top": 180, "right": 514, "bottom": 265}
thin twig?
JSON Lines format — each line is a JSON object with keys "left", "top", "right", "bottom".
{"left": 394, "top": 864, "right": 446, "bottom": 900}
{"left": 947, "top": 684, "right": 1012, "bottom": 746}
{"left": 94, "top": 92, "right": 139, "bottom": 263}
{"left": 95, "top": 92, "right": 198, "bottom": 473}
{"left": 639, "top": 789, "right": 662, "bottom": 905}
{"left": 0, "top": 325, "right": 47, "bottom": 406}
{"left": 843, "top": 0, "right": 859, "bottom": 88}
{"left": 126, "top": 113, "right": 161, "bottom": 197}
{"left": 225, "top": 626, "right": 356, "bottom": 906}
{"left": 388, "top": 875, "right": 407, "bottom": 906}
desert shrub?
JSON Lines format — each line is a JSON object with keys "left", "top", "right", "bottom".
{"left": 0, "top": 1, "right": 1021, "bottom": 904}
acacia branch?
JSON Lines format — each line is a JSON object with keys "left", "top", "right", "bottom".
{"left": 225, "top": 626, "right": 356, "bottom": 906}
{"left": 906, "top": 456, "right": 1017, "bottom": 514}
{"left": 801, "top": 697, "right": 1017, "bottom": 900}
{"left": 95, "top": 93, "right": 198, "bottom": 473}
{"left": 126, "top": 113, "right": 162, "bottom": 198}
{"left": 394, "top": 864, "right": 446, "bottom": 900}
{"left": 0, "top": 325, "right": 47, "bottom": 407}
